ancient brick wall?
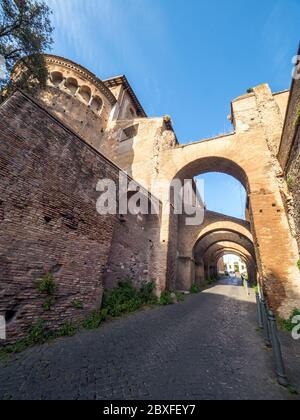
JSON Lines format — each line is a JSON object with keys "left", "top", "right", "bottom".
{"left": 166, "top": 208, "right": 178, "bottom": 291}
{"left": 286, "top": 124, "right": 300, "bottom": 253}
{"left": 278, "top": 75, "right": 300, "bottom": 258}
{"left": 0, "top": 91, "right": 138, "bottom": 343}
{"left": 103, "top": 213, "right": 160, "bottom": 289}
{"left": 278, "top": 80, "right": 300, "bottom": 170}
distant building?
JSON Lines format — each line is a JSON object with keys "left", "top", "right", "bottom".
{"left": 223, "top": 255, "right": 247, "bottom": 275}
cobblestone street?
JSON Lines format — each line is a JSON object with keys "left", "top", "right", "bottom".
{"left": 0, "top": 279, "right": 298, "bottom": 400}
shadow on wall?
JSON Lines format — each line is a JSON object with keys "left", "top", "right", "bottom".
{"left": 103, "top": 211, "right": 161, "bottom": 290}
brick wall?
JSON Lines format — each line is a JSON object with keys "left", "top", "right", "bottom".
{"left": 278, "top": 74, "right": 300, "bottom": 258}
{"left": 103, "top": 213, "right": 160, "bottom": 289}
{"left": 0, "top": 91, "right": 156, "bottom": 343}
{"left": 166, "top": 208, "right": 178, "bottom": 290}
{"left": 278, "top": 76, "right": 300, "bottom": 170}
{"left": 286, "top": 124, "right": 300, "bottom": 253}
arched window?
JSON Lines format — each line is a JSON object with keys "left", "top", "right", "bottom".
{"left": 50, "top": 71, "right": 63, "bottom": 87}
{"left": 91, "top": 96, "right": 103, "bottom": 113}
{"left": 79, "top": 85, "right": 91, "bottom": 103}
{"left": 65, "top": 77, "right": 78, "bottom": 95}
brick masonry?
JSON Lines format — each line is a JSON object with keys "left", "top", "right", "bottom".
{"left": 286, "top": 123, "right": 300, "bottom": 253}
{"left": 2, "top": 52, "right": 300, "bottom": 344}
{"left": 103, "top": 212, "right": 160, "bottom": 290}
{"left": 279, "top": 73, "right": 300, "bottom": 257}
{"left": 0, "top": 92, "right": 158, "bottom": 343}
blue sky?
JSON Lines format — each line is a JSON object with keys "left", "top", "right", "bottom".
{"left": 46, "top": 0, "right": 300, "bottom": 219}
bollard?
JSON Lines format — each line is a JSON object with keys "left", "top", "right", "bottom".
{"left": 268, "top": 311, "right": 289, "bottom": 387}
{"left": 244, "top": 280, "right": 249, "bottom": 296}
{"left": 261, "top": 299, "right": 271, "bottom": 347}
{"left": 256, "top": 293, "right": 263, "bottom": 329}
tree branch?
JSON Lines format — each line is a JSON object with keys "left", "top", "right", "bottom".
{"left": 0, "top": 2, "right": 26, "bottom": 38}
{"left": 4, "top": 47, "right": 24, "bottom": 60}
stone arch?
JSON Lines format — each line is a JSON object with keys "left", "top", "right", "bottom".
{"left": 79, "top": 85, "right": 92, "bottom": 103}
{"left": 91, "top": 95, "right": 103, "bottom": 113}
{"left": 158, "top": 133, "right": 300, "bottom": 314}
{"left": 176, "top": 211, "right": 253, "bottom": 264}
{"left": 194, "top": 232, "right": 255, "bottom": 260}
{"left": 194, "top": 231, "right": 257, "bottom": 286}
{"left": 203, "top": 243, "right": 253, "bottom": 263}
{"left": 202, "top": 242, "right": 256, "bottom": 282}
{"left": 37, "top": 55, "right": 116, "bottom": 149}
{"left": 159, "top": 126, "right": 300, "bottom": 314}
{"left": 196, "top": 220, "right": 253, "bottom": 245}
{"left": 50, "top": 71, "right": 63, "bottom": 86}
{"left": 65, "top": 77, "right": 78, "bottom": 95}
{"left": 173, "top": 155, "right": 249, "bottom": 193}
{"left": 194, "top": 229, "right": 254, "bottom": 255}
{"left": 215, "top": 249, "right": 256, "bottom": 283}
{"left": 176, "top": 216, "right": 257, "bottom": 291}
{"left": 167, "top": 157, "right": 250, "bottom": 291}
{"left": 214, "top": 250, "right": 250, "bottom": 266}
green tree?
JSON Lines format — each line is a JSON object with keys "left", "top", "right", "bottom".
{"left": 0, "top": 0, "right": 53, "bottom": 101}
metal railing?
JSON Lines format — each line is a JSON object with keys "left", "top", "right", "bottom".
{"left": 256, "top": 290, "right": 289, "bottom": 387}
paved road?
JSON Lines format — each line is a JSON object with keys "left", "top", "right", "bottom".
{"left": 0, "top": 278, "right": 297, "bottom": 400}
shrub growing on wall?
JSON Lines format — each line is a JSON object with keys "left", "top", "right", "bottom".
{"left": 102, "top": 280, "right": 157, "bottom": 317}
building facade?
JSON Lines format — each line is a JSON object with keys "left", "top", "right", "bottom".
{"left": 0, "top": 53, "right": 300, "bottom": 342}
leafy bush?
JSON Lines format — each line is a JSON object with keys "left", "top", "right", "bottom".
{"left": 102, "top": 280, "right": 157, "bottom": 318}
{"left": 57, "top": 322, "right": 77, "bottom": 337}
{"left": 1, "top": 320, "right": 53, "bottom": 356}
{"left": 159, "top": 290, "right": 174, "bottom": 305}
{"left": 190, "top": 284, "right": 201, "bottom": 294}
{"left": 35, "top": 274, "right": 57, "bottom": 296}
{"left": 82, "top": 309, "right": 108, "bottom": 330}
{"left": 176, "top": 292, "right": 185, "bottom": 302}
{"left": 297, "top": 260, "right": 300, "bottom": 271}
{"left": 35, "top": 274, "right": 58, "bottom": 311}
{"left": 102, "top": 281, "right": 141, "bottom": 317}
{"left": 1, "top": 281, "right": 158, "bottom": 356}
{"left": 84, "top": 281, "right": 157, "bottom": 328}
{"left": 26, "top": 320, "right": 52, "bottom": 344}
{"left": 72, "top": 299, "right": 84, "bottom": 310}
{"left": 139, "top": 281, "right": 158, "bottom": 305}
{"left": 0, "top": 319, "right": 78, "bottom": 357}
{"left": 42, "top": 297, "right": 55, "bottom": 311}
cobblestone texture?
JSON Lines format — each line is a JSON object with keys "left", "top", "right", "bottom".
{"left": 0, "top": 279, "right": 298, "bottom": 400}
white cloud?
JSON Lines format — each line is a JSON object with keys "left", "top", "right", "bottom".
{"left": 46, "top": 0, "right": 168, "bottom": 75}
